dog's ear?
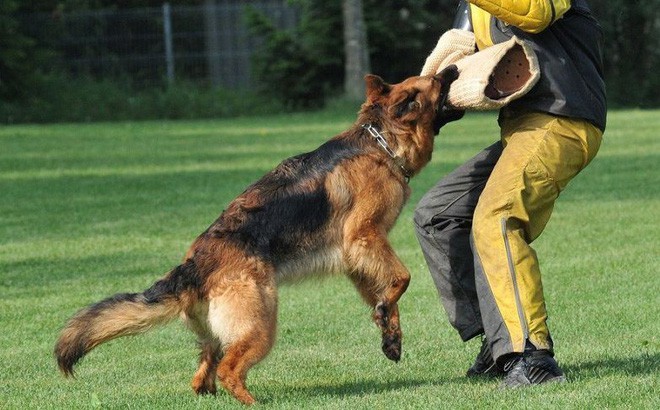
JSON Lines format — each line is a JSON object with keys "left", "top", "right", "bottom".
{"left": 365, "top": 74, "right": 391, "bottom": 103}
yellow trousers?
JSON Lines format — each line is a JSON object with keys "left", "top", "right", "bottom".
{"left": 472, "top": 113, "right": 602, "bottom": 359}
{"left": 415, "top": 112, "right": 602, "bottom": 360}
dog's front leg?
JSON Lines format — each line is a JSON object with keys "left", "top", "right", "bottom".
{"left": 374, "top": 300, "right": 405, "bottom": 361}
{"left": 345, "top": 231, "right": 411, "bottom": 362}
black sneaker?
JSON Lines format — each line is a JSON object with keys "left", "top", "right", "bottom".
{"left": 501, "top": 350, "right": 566, "bottom": 388}
{"left": 466, "top": 337, "right": 504, "bottom": 378}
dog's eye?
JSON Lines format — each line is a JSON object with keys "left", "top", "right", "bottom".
{"left": 393, "top": 93, "right": 420, "bottom": 117}
{"left": 407, "top": 100, "right": 420, "bottom": 111}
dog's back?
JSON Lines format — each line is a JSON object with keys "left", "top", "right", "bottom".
{"left": 201, "top": 135, "right": 364, "bottom": 272}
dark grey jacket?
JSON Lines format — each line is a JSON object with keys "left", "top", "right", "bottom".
{"left": 453, "top": 0, "right": 607, "bottom": 131}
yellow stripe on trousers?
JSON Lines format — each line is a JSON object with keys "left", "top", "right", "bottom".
{"left": 472, "top": 113, "right": 602, "bottom": 354}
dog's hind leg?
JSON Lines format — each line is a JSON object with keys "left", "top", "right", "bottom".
{"left": 217, "top": 325, "right": 275, "bottom": 405}
{"left": 185, "top": 304, "right": 222, "bottom": 395}
{"left": 208, "top": 277, "right": 277, "bottom": 405}
{"left": 191, "top": 341, "right": 222, "bottom": 395}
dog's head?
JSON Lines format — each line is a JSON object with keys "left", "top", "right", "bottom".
{"left": 359, "top": 65, "right": 459, "bottom": 175}
{"left": 362, "top": 65, "right": 459, "bottom": 134}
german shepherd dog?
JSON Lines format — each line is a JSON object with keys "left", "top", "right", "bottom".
{"left": 55, "top": 66, "right": 459, "bottom": 405}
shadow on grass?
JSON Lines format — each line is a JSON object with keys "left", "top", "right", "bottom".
{"left": 258, "top": 352, "right": 660, "bottom": 404}
{"left": 257, "top": 373, "right": 495, "bottom": 404}
{"left": 564, "top": 352, "right": 659, "bottom": 379}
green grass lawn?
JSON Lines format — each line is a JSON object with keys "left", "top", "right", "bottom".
{"left": 1, "top": 109, "right": 658, "bottom": 409}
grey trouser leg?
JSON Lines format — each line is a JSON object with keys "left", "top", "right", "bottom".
{"left": 413, "top": 141, "right": 503, "bottom": 341}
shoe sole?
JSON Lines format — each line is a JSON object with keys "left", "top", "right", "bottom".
{"left": 500, "top": 374, "right": 567, "bottom": 389}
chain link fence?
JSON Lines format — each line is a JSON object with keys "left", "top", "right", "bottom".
{"left": 19, "top": 1, "right": 299, "bottom": 89}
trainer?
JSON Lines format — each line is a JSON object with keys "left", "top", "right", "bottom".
{"left": 414, "top": 0, "right": 606, "bottom": 387}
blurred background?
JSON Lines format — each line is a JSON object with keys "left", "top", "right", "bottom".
{"left": 1, "top": 0, "right": 658, "bottom": 123}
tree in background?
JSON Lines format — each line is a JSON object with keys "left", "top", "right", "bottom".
{"left": 366, "top": 0, "right": 454, "bottom": 81}
{"left": 17, "top": 1, "right": 204, "bottom": 12}
{"left": 249, "top": 0, "right": 453, "bottom": 107}
{"left": 593, "top": 0, "right": 659, "bottom": 107}
{"left": 250, "top": 0, "right": 658, "bottom": 108}
{"left": 246, "top": 1, "right": 340, "bottom": 108}
{"left": 1, "top": 0, "right": 658, "bottom": 120}
{"left": 342, "top": 0, "right": 370, "bottom": 100}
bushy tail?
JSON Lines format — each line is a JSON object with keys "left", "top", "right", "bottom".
{"left": 54, "top": 261, "right": 201, "bottom": 376}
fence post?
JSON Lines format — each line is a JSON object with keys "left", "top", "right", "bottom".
{"left": 163, "top": 2, "right": 175, "bottom": 85}
{"left": 204, "top": 0, "right": 222, "bottom": 87}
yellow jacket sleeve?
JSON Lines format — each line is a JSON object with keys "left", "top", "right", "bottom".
{"left": 467, "top": 0, "right": 571, "bottom": 33}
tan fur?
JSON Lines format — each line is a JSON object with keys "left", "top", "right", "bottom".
{"left": 55, "top": 297, "right": 184, "bottom": 368}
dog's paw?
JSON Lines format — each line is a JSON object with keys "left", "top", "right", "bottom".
{"left": 381, "top": 331, "right": 402, "bottom": 362}
{"left": 193, "top": 382, "right": 218, "bottom": 396}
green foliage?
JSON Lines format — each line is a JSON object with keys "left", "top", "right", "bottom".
{"left": 0, "top": 1, "right": 37, "bottom": 100}
{"left": 247, "top": 0, "right": 454, "bottom": 107}
{"left": 590, "top": 1, "right": 660, "bottom": 108}
{"left": 1, "top": 0, "right": 657, "bottom": 123}
{"left": 246, "top": 5, "right": 333, "bottom": 109}
{"left": 364, "top": 0, "right": 454, "bottom": 82}
{"left": 246, "top": 0, "right": 362, "bottom": 109}
{"left": 248, "top": 0, "right": 658, "bottom": 109}
{"left": 0, "top": 73, "right": 284, "bottom": 123}
{"left": 18, "top": 1, "right": 205, "bottom": 13}
{"left": 0, "top": 109, "right": 658, "bottom": 408}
